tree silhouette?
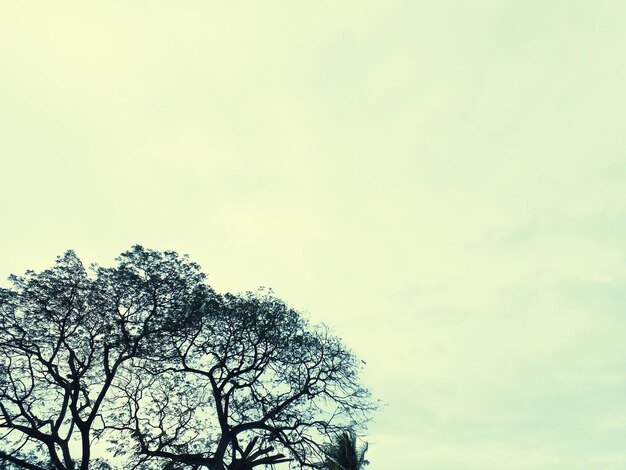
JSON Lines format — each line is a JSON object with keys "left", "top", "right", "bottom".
{"left": 321, "top": 430, "right": 369, "bottom": 470}
{"left": 0, "top": 247, "right": 374, "bottom": 470}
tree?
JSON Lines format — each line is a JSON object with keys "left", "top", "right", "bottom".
{"left": 0, "top": 247, "right": 374, "bottom": 470}
{"left": 0, "top": 247, "right": 208, "bottom": 470}
{"left": 321, "top": 430, "right": 369, "bottom": 470}
{"left": 114, "top": 290, "right": 373, "bottom": 470}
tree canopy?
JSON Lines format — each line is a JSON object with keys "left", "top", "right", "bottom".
{"left": 0, "top": 247, "right": 374, "bottom": 470}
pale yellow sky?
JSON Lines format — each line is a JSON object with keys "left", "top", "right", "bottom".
{"left": 2, "top": 2, "right": 626, "bottom": 468}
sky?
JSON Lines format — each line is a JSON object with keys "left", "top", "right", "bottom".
{"left": 1, "top": 1, "right": 626, "bottom": 468}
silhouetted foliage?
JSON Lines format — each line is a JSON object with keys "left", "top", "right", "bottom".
{"left": 320, "top": 430, "right": 368, "bottom": 470}
{"left": 0, "top": 247, "right": 374, "bottom": 470}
